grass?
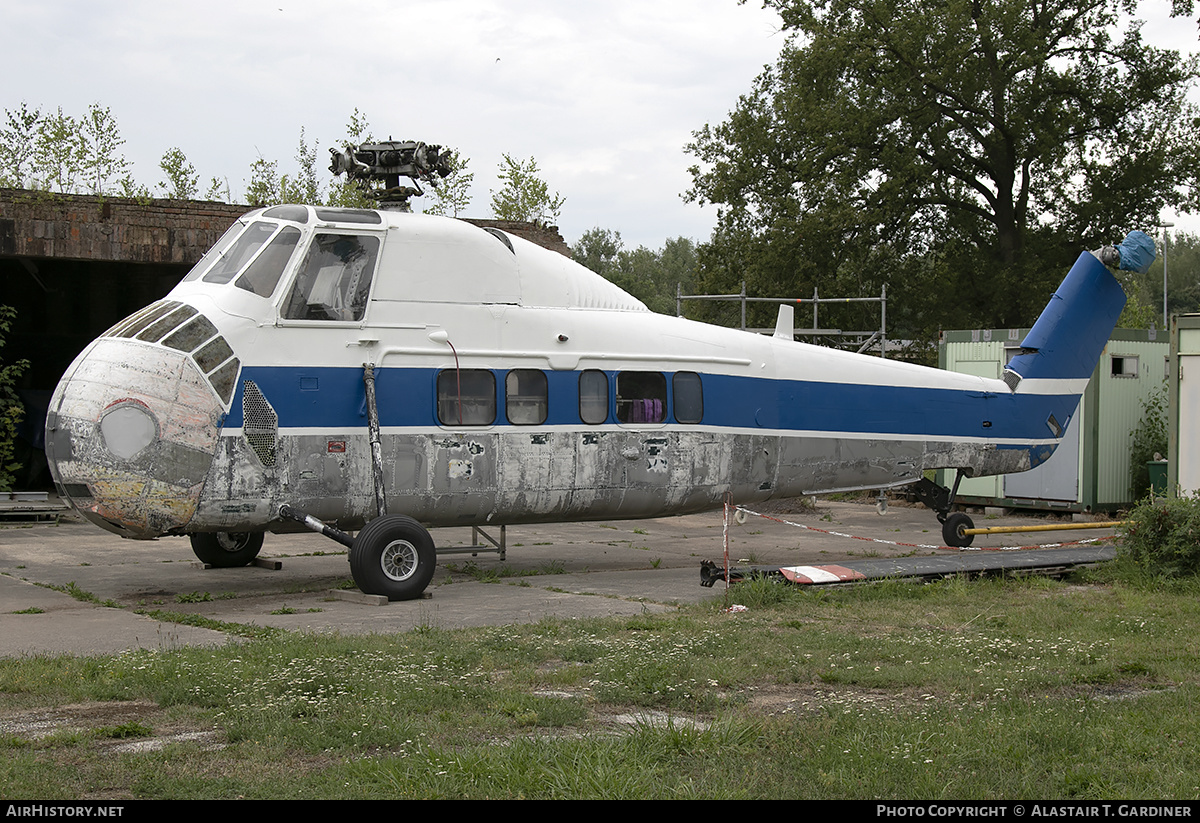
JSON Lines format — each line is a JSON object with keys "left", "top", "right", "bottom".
{"left": 3, "top": 566, "right": 1200, "bottom": 798}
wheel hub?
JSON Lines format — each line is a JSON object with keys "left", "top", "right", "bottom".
{"left": 380, "top": 539, "right": 418, "bottom": 581}
{"left": 216, "top": 532, "right": 248, "bottom": 552}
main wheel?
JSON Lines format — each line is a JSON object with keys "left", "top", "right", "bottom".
{"left": 350, "top": 515, "right": 437, "bottom": 601}
{"left": 190, "top": 532, "right": 264, "bottom": 567}
{"left": 942, "top": 512, "right": 975, "bottom": 548}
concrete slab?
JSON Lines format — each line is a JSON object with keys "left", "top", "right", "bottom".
{"left": 0, "top": 498, "right": 1120, "bottom": 657}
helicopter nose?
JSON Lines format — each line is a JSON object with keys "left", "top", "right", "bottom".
{"left": 45, "top": 301, "right": 239, "bottom": 539}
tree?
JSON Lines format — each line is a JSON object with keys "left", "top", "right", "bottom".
{"left": 422, "top": 150, "right": 474, "bottom": 217}
{"left": 0, "top": 103, "right": 41, "bottom": 188}
{"left": 572, "top": 228, "right": 699, "bottom": 315}
{"left": 572, "top": 227, "right": 624, "bottom": 274}
{"left": 686, "top": 0, "right": 1200, "bottom": 340}
{"left": 205, "top": 176, "right": 230, "bottom": 202}
{"left": 279, "top": 128, "right": 320, "bottom": 205}
{"left": 2, "top": 103, "right": 133, "bottom": 196}
{"left": 78, "top": 103, "right": 131, "bottom": 196}
{"left": 245, "top": 154, "right": 280, "bottom": 208}
{"left": 159, "top": 147, "right": 199, "bottom": 199}
{"left": 490, "top": 154, "right": 564, "bottom": 224}
{"left": 31, "top": 107, "right": 84, "bottom": 194}
{"left": 1146, "top": 231, "right": 1200, "bottom": 319}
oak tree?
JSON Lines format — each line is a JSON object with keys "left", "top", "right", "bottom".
{"left": 686, "top": 0, "right": 1200, "bottom": 338}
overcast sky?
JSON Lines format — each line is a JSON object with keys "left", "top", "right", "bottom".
{"left": 3, "top": 0, "right": 1198, "bottom": 249}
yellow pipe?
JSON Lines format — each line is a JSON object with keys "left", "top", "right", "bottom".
{"left": 963, "top": 521, "right": 1124, "bottom": 536}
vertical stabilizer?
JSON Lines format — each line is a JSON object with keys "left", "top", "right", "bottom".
{"left": 1003, "top": 252, "right": 1127, "bottom": 390}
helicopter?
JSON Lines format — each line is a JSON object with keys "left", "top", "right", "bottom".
{"left": 43, "top": 139, "right": 1154, "bottom": 600}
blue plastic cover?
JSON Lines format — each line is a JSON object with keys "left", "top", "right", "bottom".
{"left": 1117, "top": 230, "right": 1156, "bottom": 274}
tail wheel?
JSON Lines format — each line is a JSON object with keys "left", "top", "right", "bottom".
{"left": 190, "top": 532, "right": 264, "bottom": 567}
{"left": 350, "top": 515, "right": 437, "bottom": 601}
{"left": 942, "top": 512, "right": 975, "bottom": 548}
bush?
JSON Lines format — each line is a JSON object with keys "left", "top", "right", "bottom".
{"left": 1117, "top": 494, "right": 1200, "bottom": 577}
{"left": 0, "top": 305, "right": 30, "bottom": 491}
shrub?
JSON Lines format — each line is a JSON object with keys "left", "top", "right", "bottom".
{"left": 1117, "top": 494, "right": 1200, "bottom": 577}
{"left": 0, "top": 305, "right": 30, "bottom": 491}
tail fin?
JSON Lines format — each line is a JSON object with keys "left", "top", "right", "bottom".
{"left": 1003, "top": 251, "right": 1128, "bottom": 391}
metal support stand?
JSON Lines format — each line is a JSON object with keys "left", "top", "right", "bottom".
{"left": 436, "top": 525, "right": 507, "bottom": 559}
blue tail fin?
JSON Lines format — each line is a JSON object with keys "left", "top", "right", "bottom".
{"left": 1004, "top": 252, "right": 1128, "bottom": 387}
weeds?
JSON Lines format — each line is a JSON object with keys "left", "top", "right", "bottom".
{"left": 176, "top": 592, "right": 213, "bottom": 603}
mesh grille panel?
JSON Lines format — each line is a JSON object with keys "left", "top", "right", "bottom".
{"left": 242, "top": 380, "right": 278, "bottom": 467}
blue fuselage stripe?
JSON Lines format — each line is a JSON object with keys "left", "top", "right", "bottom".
{"left": 223, "top": 365, "right": 1080, "bottom": 446}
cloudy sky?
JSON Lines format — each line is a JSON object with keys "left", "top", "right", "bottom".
{"left": 3, "top": 0, "right": 1198, "bottom": 249}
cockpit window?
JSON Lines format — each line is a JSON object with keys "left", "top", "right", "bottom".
{"left": 235, "top": 226, "right": 302, "bottom": 297}
{"left": 262, "top": 204, "right": 310, "bottom": 223}
{"left": 202, "top": 221, "right": 278, "bottom": 285}
{"left": 183, "top": 220, "right": 245, "bottom": 282}
{"left": 313, "top": 207, "right": 382, "bottom": 224}
{"left": 282, "top": 234, "right": 380, "bottom": 322}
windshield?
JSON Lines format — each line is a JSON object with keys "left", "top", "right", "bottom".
{"left": 182, "top": 220, "right": 246, "bottom": 282}
{"left": 202, "top": 221, "right": 278, "bottom": 285}
{"left": 234, "top": 226, "right": 302, "bottom": 297}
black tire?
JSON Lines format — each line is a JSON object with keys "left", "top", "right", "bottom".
{"left": 942, "top": 512, "right": 975, "bottom": 548}
{"left": 350, "top": 515, "right": 437, "bottom": 601}
{"left": 190, "top": 531, "right": 264, "bottom": 567}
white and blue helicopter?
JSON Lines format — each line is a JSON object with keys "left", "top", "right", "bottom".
{"left": 44, "top": 140, "right": 1154, "bottom": 600}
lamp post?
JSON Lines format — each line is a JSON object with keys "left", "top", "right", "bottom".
{"left": 1160, "top": 222, "right": 1174, "bottom": 327}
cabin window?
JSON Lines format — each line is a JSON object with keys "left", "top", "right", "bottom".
{"left": 506, "top": 370, "right": 548, "bottom": 425}
{"left": 615, "top": 371, "right": 666, "bottom": 424}
{"left": 202, "top": 221, "right": 277, "bottom": 284}
{"left": 437, "top": 369, "right": 496, "bottom": 426}
{"left": 282, "top": 234, "right": 380, "bottom": 321}
{"left": 235, "top": 226, "right": 302, "bottom": 297}
{"left": 579, "top": 370, "right": 609, "bottom": 424}
{"left": 673, "top": 372, "right": 704, "bottom": 423}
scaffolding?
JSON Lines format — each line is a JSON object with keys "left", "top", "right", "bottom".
{"left": 676, "top": 281, "right": 889, "bottom": 358}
